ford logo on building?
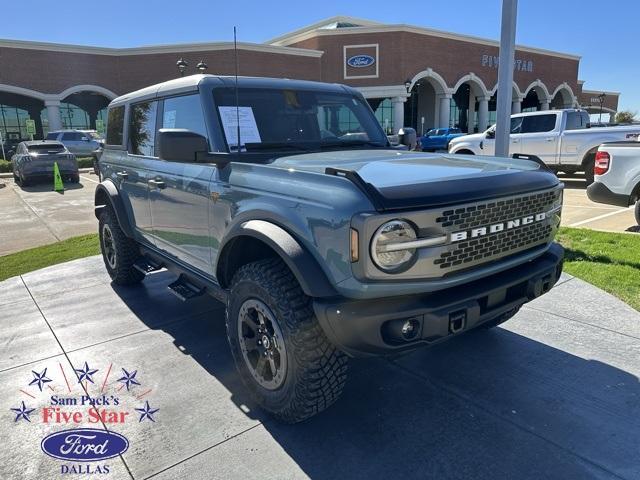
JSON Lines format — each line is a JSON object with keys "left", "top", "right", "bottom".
{"left": 347, "top": 55, "right": 375, "bottom": 68}
{"left": 41, "top": 428, "right": 129, "bottom": 462}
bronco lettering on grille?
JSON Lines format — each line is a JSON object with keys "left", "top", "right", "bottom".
{"left": 450, "top": 212, "right": 547, "bottom": 243}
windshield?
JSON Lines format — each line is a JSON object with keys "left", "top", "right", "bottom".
{"left": 213, "top": 88, "right": 388, "bottom": 153}
{"left": 28, "top": 143, "right": 65, "bottom": 153}
{"left": 426, "top": 129, "right": 437, "bottom": 135}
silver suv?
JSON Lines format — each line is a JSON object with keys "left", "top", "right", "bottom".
{"left": 95, "top": 74, "right": 565, "bottom": 423}
{"left": 46, "top": 129, "right": 103, "bottom": 158}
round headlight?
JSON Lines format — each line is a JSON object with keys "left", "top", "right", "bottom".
{"left": 371, "top": 220, "right": 417, "bottom": 272}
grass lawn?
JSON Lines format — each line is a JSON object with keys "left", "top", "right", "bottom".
{"left": 557, "top": 227, "right": 640, "bottom": 311}
{"left": 0, "top": 234, "right": 100, "bottom": 282}
{"left": 0, "top": 227, "right": 638, "bottom": 311}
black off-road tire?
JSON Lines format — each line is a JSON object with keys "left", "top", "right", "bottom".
{"left": 98, "top": 207, "right": 144, "bottom": 285}
{"left": 635, "top": 200, "right": 640, "bottom": 226}
{"left": 481, "top": 306, "right": 522, "bottom": 330}
{"left": 226, "top": 258, "right": 348, "bottom": 423}
{"left": 583, "top": 153, "right": 595, "bottom": 185}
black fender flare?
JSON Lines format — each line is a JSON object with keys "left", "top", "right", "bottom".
{"left": 218, "top": 220, "right": 337, "bottom": 298}
{"left": 94, "top": 180, "right": 135, "bottom": 238}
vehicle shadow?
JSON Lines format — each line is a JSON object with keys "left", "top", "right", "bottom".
{"left": 111, "top": 272, "right": 640, "bottom": 479}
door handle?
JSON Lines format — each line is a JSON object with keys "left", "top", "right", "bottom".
{"left": 545, "top": 137, "right": 555, "bottom": 142}
{"left": 116, "top": 171, "right": 128, "bottom": 180}
{"left": 148, "top": 179, "right": 166, "bottom": 189}
{"left": 511, "top": 139, "right": 519, "bottom": 143}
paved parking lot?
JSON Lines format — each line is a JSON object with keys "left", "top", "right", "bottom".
{"left": 0, "top": 171, "right": 636, "bottom": 258}
{"left": 0, "top": 173, "right": 99, "bottom": 255}
{"left": 559, "top": 175, "right": 637, "bottom": 232}
{"left": 1, "top": 256, "right": 639, "bottom": 479}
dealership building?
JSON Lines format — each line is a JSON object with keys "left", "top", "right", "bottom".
{"left": 0, "top": 16, "right": 620, "bottom": 143}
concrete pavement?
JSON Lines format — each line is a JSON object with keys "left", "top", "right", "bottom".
{"left": 1, "top": 256, "right": 639, "bottom": 479}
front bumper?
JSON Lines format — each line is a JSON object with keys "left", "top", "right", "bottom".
{"left": 587, "top": 181, "right": 631, "bottom": 208}
{"left": 313, "top": 243, "right": 564, "bottom": 357}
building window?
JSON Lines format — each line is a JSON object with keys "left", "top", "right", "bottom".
{"left": 373, "top": 98, "right": 394, "bottom": 134}
{"left": 0, "top": 105, "right": 32, "bottom": 141}
{"left": 60, "top": 102, "right": 91, "bottom": 129}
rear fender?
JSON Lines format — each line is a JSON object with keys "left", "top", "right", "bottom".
{"left": 94, "top": 180, "right": 135, "bottom": 238}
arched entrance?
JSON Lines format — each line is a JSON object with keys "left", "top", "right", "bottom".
{"left": 60, "top": 91, "right": 111, "bottom": 131}
{"left": 0, "top": 91, "right": 46, "bottom": 150}
{"left": 451, "top": 74, "right": 490, "bottom": 133}
{"left": 551, "top": 84, "right": 575, "bottom": 109}
{"left": 405, "top": 69, "right": 450, "bottom": 133}
{"left": 523, "top": 81, "right": 551, "bottom": 112}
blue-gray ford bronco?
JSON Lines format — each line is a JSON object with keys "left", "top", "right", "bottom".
{"left": 95, "top": 75, "right": 564, "bottom": 423}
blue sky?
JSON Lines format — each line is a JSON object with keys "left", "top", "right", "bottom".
{"left": 4, "top": 0, "right": 638, "bottom": 112}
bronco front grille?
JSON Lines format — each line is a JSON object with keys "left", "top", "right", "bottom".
{"left": 432, "top": 188, "right": 561, "bottom": 272}
{"left": 435, "top": 190, "right": 561, "bottom": 230}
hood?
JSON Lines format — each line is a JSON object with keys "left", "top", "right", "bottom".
{"left": 271, "top": 150, "right": 560, "bottom": 211}
{"left": 449, "top": 132, "right": 484, "bottom": 144}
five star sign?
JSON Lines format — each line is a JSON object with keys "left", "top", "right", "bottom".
{"left": 11, "top": 401, "right": 35, "bottom": 422}
{"left": 135, "top": 401, "right": 159, "bottom": 422}
{"left": 74, "top": 362, "right": 99, "bottom": 384}
{"left": 117, "top": 368, "right": 141, "bottom": 391}
{"left": 28, "top": 368, "right": 52, "bottom": 392}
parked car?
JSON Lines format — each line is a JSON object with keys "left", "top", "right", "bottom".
{"left": 420, "top": 127, "right": 463, "bottom": 151}
{"left": 448, "top": 109, "right": 640, "bottom": 183}
{"left": 586, "top": 141, "right": 640, "bottom": 224}
{"left": 11, "top": 140, "right": 78, "bottom": 186}
{"left": 96, "top": 75, "right": 564, "bottom": 423}
{"left": 46, "top": 129, "right": 103, "bottom": 158}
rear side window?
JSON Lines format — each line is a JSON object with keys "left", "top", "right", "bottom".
{"left": 106, "top": 106, "right": 125, "bottom": 146}
{"left": 62, "top": 132, "right": 81, "bottom": 141}
{"left": 566, "top": 111, "right": 589, "bottom": 130}
{"left": 129, "top": 101, "right": 158, "bottom": 156}
{"left": 161, "top": 95, "right": 207, "bottom": 138}
{"left": 521, "top": 114, "right": 557, "bottom": 133}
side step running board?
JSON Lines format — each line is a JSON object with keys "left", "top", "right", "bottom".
{"left": 168, "top": 275, "right": 206, "bottom": 301}
{"left": 133, "top": 258, "right": 164, "bottom": 275}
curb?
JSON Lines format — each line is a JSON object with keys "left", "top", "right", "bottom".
{"left": 0, "top": 167, "right": 94, "bottom": 179}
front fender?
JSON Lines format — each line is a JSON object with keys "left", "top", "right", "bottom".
{"left": 218, "top": 220, "right": 337, "bottom": 298}
{"left": 94, "top": 180, "right": 135, "bottom": 238}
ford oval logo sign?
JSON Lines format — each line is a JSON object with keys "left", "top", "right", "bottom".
{"left": 41, "top": 428, "right": 129, "bottom": 462}
{"left": 347, "top": 55, "right": 375, "bottom": 68}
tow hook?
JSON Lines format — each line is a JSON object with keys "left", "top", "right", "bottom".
{"left": 449, "top": 310, "right": 466, "bottom": 334}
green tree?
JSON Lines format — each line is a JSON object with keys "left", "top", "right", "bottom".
{"left": 614, "top": 110, "right": 637, "bottom": 124}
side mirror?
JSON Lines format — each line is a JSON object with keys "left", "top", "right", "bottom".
{"left": 158, "top": 129, "right": 208, "bottom": 162}
{"left": 398, "top": 127, "right": 417, "bottom": 149}
{"left": 485, "top": 129, "right": 495, "bottom": 139}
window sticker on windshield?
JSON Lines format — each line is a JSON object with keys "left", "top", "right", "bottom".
{"left": 218, "top": 106, "right": 262, "bottom": 149}
{"left": 163, "top": 110, "right": 176, "bottom": 128}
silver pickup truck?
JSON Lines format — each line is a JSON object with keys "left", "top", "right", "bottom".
{"left": 449, "top": 109, "right": 640, "bottom": 184}
{"left": 95, "top": 75, "right": 564, "bottom": 422}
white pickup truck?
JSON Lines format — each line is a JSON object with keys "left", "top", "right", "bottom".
{"left": 448, "top": 109, "right": 640, "bottom": 183}
{"left": 587, "top": 141, "right": 640, "bottom": 225}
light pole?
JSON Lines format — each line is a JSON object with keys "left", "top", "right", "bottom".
{"left": 176, "top": 58, "right": 188, "bottom": 77}
{"left": 495, "top": 0, "right": 518, "bottom": 158}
